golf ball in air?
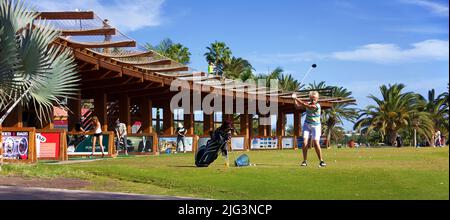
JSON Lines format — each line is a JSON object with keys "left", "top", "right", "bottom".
{"left": 292, "top": 93, "right": 297, "bottom": 99}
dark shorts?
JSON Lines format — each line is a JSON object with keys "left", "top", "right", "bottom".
{"left": 94, "top": 133, "right": 103, "bottom": 138}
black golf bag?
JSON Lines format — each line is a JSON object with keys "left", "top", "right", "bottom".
{"left": 195, "top": 129, "right": 230, "bottom": 167}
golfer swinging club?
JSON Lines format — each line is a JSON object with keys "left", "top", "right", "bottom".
{"left": 293, "top": 91, "right": 327, "bottom": 168}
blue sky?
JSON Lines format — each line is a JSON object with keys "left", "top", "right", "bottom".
{"left": 33, "top": 0, "right": 449, "bottom": 130}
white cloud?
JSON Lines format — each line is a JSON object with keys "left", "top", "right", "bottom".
{"left": 332, "top": 39, "right": 449, "bottom": 63}
{"left": 28, "top": 0, "right": 166, "bottom": 32}
{"left": 247, "top": 52, "right": 327, "bottom": 65}
{"left": 400, "top": 0, "right": 449, "bottom": 16}
{"left": 248, "top": 39, "right": 449, "bottom": 65}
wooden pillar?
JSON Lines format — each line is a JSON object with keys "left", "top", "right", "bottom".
{"left": 277, "top": 111, "right": 285, "bottom": 137}
{"left": 163, "top": 104, "right": 174, "bottom": 135}
{"left": 184, "top": 106, "right": 194, "bottom": 135}
{"left": 241, "top": 109, "right": 250, "bottom": 151}
{"left": 294, "top": 111, "right": 302, "bottom": 137}
{"left": 258, "top": 115, "right": 268, "bottom": 136}
{"left": 248, "top": 114, "right": 254, "bottom": 138}
{"left": 119, "top": 93, "right": 131, "bottom": 133}
{"left": 156, "top": 108, "right": 161, "bottom": 134}
{"left": 94, "top": 92, "right": 108, "bottom": 131}
{"left": 266, "top": 121, "right": 272, "bottom": 137}
{"left": 140, "top": 97, "right": 153, "bottom": 134}
{"left": 203, "top": 113, "right": 213, "bottom": 136}
{"left": 3, "top": 104, "right": 23, "bottom": 128}
{"left": 68, "top": 92, "right": 81, "bottom": 131}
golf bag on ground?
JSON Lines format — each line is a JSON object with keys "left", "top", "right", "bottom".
{"left": 195, "top": 129, "right": 230, "bottom": 167}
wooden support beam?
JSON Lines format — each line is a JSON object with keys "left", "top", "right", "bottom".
{"left": 115, "top": 59, "right": 172, "bottom": 66}
{"left": 67, "top": 92, "right": 81, "bottom": 131}
{"left": 38, "top": 11, "right": 95, "bottom": 20}
{"left": 163, "top": 104, "right": 174, "bottom": 135}
{"left": 144, "top": 66, "right": 189, "bottom": 73}
{"left": 203, "top": 113, "right": 213, "bottom": 136}
{"left": 94, "top": 92, "right": 108, "bottom": 131}
{"left": 61, "top": 28, "right": 117, "bottom": 36}
{"left": 68, "top": 40, "right": 137, "bottom": 49}
{"left": 80, "top": 76, "right": 141, "bottom": 90}
{"left": 119, "top": 94, "right": 131, "bottom": 134}
{"left": 276, "top": 111, "right": 285, "bottom": 136}
{"left": 81, "top": 71, "right": 120, "bottom": 83}
{"left": 293, "top": 111, "right": 302, "bottom": 137}
{"left": 140, "top": 98, "right": 153, "bottom": 134}
{"left": 95, "top": 51, "right": 155, "bottom": 59}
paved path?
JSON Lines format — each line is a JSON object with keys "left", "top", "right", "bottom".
{"left": 0, "top": 186, "right": 196, "bottom": 200}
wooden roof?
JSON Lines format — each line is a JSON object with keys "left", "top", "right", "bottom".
{"left": 41, "top": 11, "right": 355, "bottom": 111}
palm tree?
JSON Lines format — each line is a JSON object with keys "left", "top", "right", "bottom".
{"left": 204, "top": 41, "right": 232, "bottom": 76}
{"left": 417, "top": 89, "right": 448, "bottom": 146}
{"left": 255, "top": 67, "right": 284, "bottom": 88}
{"left": 438, "top": 84, "right": 449, "bottom": 138}
{"left": 354, "top": 84, "right": 433, "bottom": 146}
{"left": 0, "top": 0, "right": 79, "bottom": 125}
{"left": 278, "top": 74, "right": 302, "bottom": 92}
{"left": 223, "top": 57, "right": 254, "bottom": 80}
{"left": 144, "top": 38, "right": 191, "bottom": 65}
{"left": 321, "top": 87, "right": 358, "bottom": 148}
{"left": 307, "top": 81, "right": 333, "bottom": 91}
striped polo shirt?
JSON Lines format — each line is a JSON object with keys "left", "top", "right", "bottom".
{"left": 305, "top": 102, "right": 321, "bottom": 126}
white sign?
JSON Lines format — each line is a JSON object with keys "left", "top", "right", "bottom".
{"left": 231, "top": 137, "right": 245, "bottom": 150}
{"left": 282, "top": 137, "right": 294, "bottom": 149}
{"left": 251, "top": 137, "right": 278, "bottom": 150}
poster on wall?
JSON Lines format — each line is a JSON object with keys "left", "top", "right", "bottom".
{"left": 118, "top": 136, "right": 154, "bottom": 153}
{"left": 282, "top": 137, "right": 295, "bottom": 149}
{"left": 1, "top": 131, "right": 29, "bottom": 160}
{"left": 36, "top": 133, "right": 60, "bottom": 159}
{"left": 231, "top": 137, "right": 245, "bottom": 150}
{"left": 158, "top": 136, "right": 194, "bottom": 154}
{"left": 251, "top": 137, "right": 278, "bottom": 150}
{"left": 66, "top": 134, "right": 110, "bottom": 155}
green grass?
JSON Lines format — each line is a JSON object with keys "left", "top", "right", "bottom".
{"left": 1, "top": 147, "right": 449, "bottom": 200}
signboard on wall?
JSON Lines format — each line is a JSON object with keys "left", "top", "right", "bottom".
{"left": 119, "top": 135, "right": 154, "bottom": 153}
{"left": 231, "top": 137, "right": 245, "bottom": 151}
{"left": 282, "top": 137, "right": 295, "bottom": 149}
{"left": 1, "top": 131, "right": 29, "bottom": 160}
{"left": 36, "top": 132, "right": 60, "bottom": 159}
{"left": 66, "top": 134, "right": 110, "bottom": 155}
{"left": 158, "top": 136, "right": 194, "bottom": 154}
{"left": 251, "top": 137, "right": 278, "bottom": 150}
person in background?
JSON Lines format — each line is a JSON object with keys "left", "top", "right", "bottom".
{"left": 115, "top": 119, "right": 128, "bottom": 155}
{"left": 435, "top": 129, "right": 442, "bottom": 147}
{"left": 208, "top": 62, "right": 216, "bottom": 75}
{"left": 293, "top": 91, "right": 327, "bottom": 168}
{"left": 91, "top": 116, "right": 105, "bottom": 158}
{"left": 71, "top": 117, "right": 86, "bottom": 147}
{"left": 396, "top": 135, "right": 403, "bottom": 148}
{"left": 176, "top": 123, "right": 187, "bottom": 153}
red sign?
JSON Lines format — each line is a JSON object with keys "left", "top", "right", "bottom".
{"left": 37, "top": 132, "right": 60, "bottom": 159}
